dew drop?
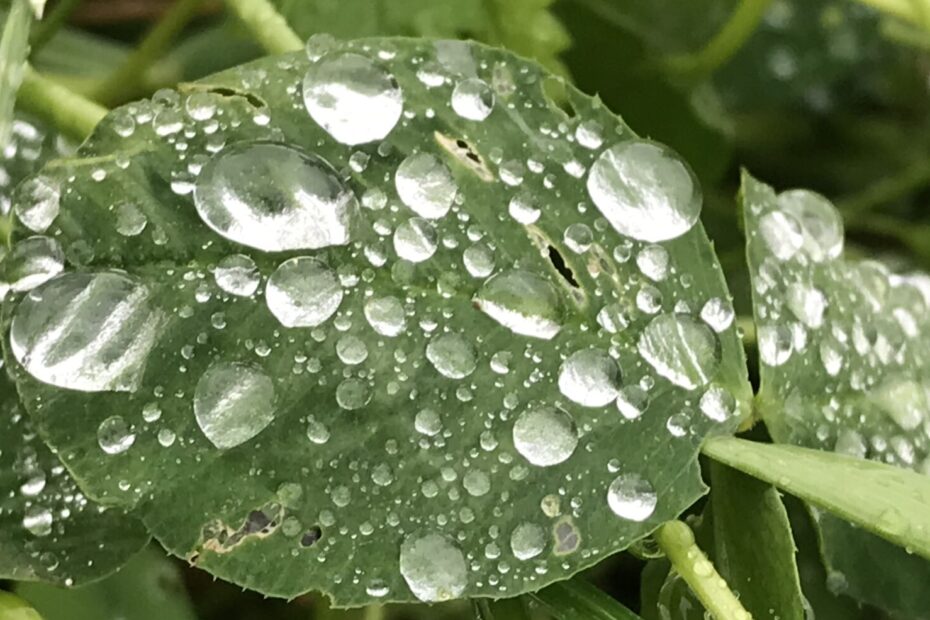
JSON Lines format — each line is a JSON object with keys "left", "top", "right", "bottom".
{"left": 302, "top": 53, "right": 403, "bottom": 145}
{"left": 700, "top": 297, "right": 734, "bottom": 333}
{"left": 6, "top": 236, "right": 64, "bottom": 292}
{"left": 363, "top": 296, "right": 405, "bottom": 337}
{"left": 114, "top": 202, "right": 148, "bottom": 236}
{"left": 587, "top": 140, "right": 701, "bottom": 242}
{"left": 757, "top": 324, "right": 793, "bottom": 367}
{"left": 214, "top": 254, "right": 261, "bottom": 297}
{"left": 510, "top": 522, "right": 545, "bottom": 560}
{"left": 699, "top": 385, "right": 735, "bottom": 422}
{"left": 777, "top": 189, "right": 843, "bottom": 261}
{"left": 607, "top": 473, "right": 657, "bottom": 521}
{"left": 638, "top": 313, "right": 720, "bottom": 390}
{"left": 97, "top": 415, "right": 135, "bottom": 455}
{"left": 513, "top": 405, "right": 578, "bottom": 467}
{"left": 266, "top": 257, "right": 342, "bottom": 328}
{"left": 15, "top": 176, "right": 60, "bottom": 233}
{"left": 194, "top": 142, "right": 356, "bottom": 252}
{"left": 399, "top": 532, "right": 468, "bottom": 602}
{"left": 336, "top": 377, "right": 371, "bottom": 410}
{"left": 22, "top": 505, "right": 53, "bottom": 537}
{"left": 558, "top": 348, "right": 620, "bottom": 407}
{"left": 451, "top": 78, "right": 494, "bottom": 121}
{"left": 426, "top": 333, "right": 476, "bottom": 379}
{"left": 193, "top": 361, "right": 275, "bottom": 449}
{"left": 395, "top": 153, "right": 457, "bottom": 219}
{"left": 474, "top": 270, "right": 563, "bottom": 340}
{"left": 393, "top": 217, "right": 437, "bottom": 262}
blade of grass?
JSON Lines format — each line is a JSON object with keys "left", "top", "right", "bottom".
{"left": 224, "top": 0, "right": 302, "bottom": 55}
{"left": 525, "top": 578, "right": 643, "bottom": 620}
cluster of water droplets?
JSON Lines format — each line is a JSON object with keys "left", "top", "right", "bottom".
{"left": 746, "top": 179, "right": 930, "bottom": 474}
{"left": 3, "top": 38, "right": 747, "bottom": 604}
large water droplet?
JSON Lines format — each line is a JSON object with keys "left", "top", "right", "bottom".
{"left": 395, "top": 153, "right": 457, "bottom": 219}
{"left": 777, "top": 189, "right": 843, "bottom": 262}
{"left": 194, "top": 361, "right": 275, "bottom": 449}
{"left": 393, "top": 217, "right": 437, "bottom": 262}
{"left": 587, "top": 140, "right": 701, "bottom": 242}
{"left": 266, "top": 257, "right": 342, "bottom": 327}
{"left": 214, "top": 254, "right": 261, "bottom": 297}
{"left": 97, "top": 415, "right": 135, "bottom": 455}
{"left": 474, "top": 270, "right": 563, "bottom": 340}
{"left": 399, "top": 532, "right": 468, "bottom": 602}
{"left": 607, "top": 473, "right": 657, "bottom": 521}
{"left": 302, "top": 53, "right": 403, "bottom": 145}
{"left": 757, "top": 324, "right": 793, "bottom": 367}
{"left": 364, "top": 296, "right": 405, "bottom": 337}
{"left": 426, "top": 333, "right": 476, "bottom": 379}
{"left": 513, "top": 405, "right": 578, "bottom": 466}
{"left": 558, "top": 348, "right": 620, "bottom": 407}
{"left": 451, "top": 78, "right": 494, "bottom": 121}
{"left": 15, "top": 175, "right": 60, "bottom": 233}
{"left": 194, "top": 142, "right": 356, "bottom": 252}
{"left": 10, "top": 272, "right": 161, "bottom": 392}
{"left": 510, "top": 522, "right": 545, "bottom": 560}
{"left": 638, "top": 314, "right": 720, "bottom": 390}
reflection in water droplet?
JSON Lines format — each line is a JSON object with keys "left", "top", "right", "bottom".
{"left": 513, "top": 405, "right": 577, "bottom": 466}
{"left": 395, "top": 153, "right": 457, "bottom": 219}
{"left": 194, "top": 361, "right": 275, "bottom": 449}
{"left": 97, "top": 415, "right": 135, "bottom": 455}
{"left": 786, "top": 282, "right": 826, "bottom": 328}
{"left": 10, "top": 272, "right": 161, "bottom": 392}
{"left": 214, "top": 254, "right": 261, "bottom": 297}
{"left": 607, "top": 473, "right": 657, "bottom": 521}
{"left": 266, "top": 257, "right": 342, "bottom": 328}
{"left": 759, "top": 210, "right": 803, "bottom": 261}
{"left": 451, "top": 78, "right": 494, "bottom": 121}
{"left": 399, "top": 532, "right": 468, "bottom": 602}
{"left": 426, "top": 333, "right": 476, "bottom": 379}
{"left": 638, "top": 314, "right": 719, "bottom": 390}
{"left": 558, "top": 348, "right": 620, "bottom": 407}
{"left": 474, "top": 270, "right": 563, "bottom": 340}
{"left": 587, "top": 140, "right": 701, "bottom": 242}
{"left": 302, "top": 53, "right": 403, "bottom": 145}
{"left": 194, "top": 142, "right": 356, "bottom": 252}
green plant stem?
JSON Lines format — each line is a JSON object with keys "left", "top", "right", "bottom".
{"left": 474, "top": 598, "right": 532, "bottom": 619}
{"left": 654, "top": 521, "right": 751, "bottom": 620}
{"left": 362, "top": 605, "right": 384, "bottom": 620}
{"left": 838, "top": 159, "right": 930, "bottom": 217}
{"left": 854, "top": 0, "right": 930, "bottom": 31}
{"left": 91, "top": 0, "right": 205, "bottom": 105}
{"left": 737, "top": 316, "right": 756, "bottom": 346}
{"left": 224, "top": 0, "right": 302, "bottom": 55}
{"left": 29, "top": 0, "right": 83, "bottom": 53}
{"left": 0, "top": 591, "right": 42, "bottom": 619}
{"left": 17, "top": 64, "right": 107, "bottom": 141}
{"left": 664, "top": 0, "right": 773, "bottom": 77}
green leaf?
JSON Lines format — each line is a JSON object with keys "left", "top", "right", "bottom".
{"left": 0, "top": 0, "right": 33, "bottom": 146}
{"left": 708, "top": 461, "right": 805, "bottom": 620}
{"left": 0, "top": 592, "right": 42, "bottom": 620}
{"left": 15, "top": 546, "right": 197, "bottom": 620}
{"left": 4, "top": 38, "right": 750, "bottom": 606}
{"left": 526, "top": 578, "right": 643, "bottom": 620}
{"left": 739, "top": 169, "right": 930, "bottom": 615}
{"left": 275, "top": 0, "right": 571, "bottom": 75}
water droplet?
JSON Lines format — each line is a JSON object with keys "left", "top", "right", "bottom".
{"left": 587, "top": 140, "right": 701, "bottom": 242}
{"left": 97, "top": 415, "right": 135, "bottom": 455}
{"left": 23, "top": 505, "right": 53, "bottom": 537}
{"left": 363, "top": 296, "right": 405, "bottom": 337}
{"left": 194, "top": 361, "right": 275, "bottom": 449}
{"left": 114, "top": 202, "right": 148, "bottom": 236}
{"left": 777, "top": 189, "right": 843, "bottom": 261}
{"left": 395, "top": 153, "right": 457, "bottom": 219}
{"left": 463, "top": 469, "right": 490, "bottom": 496}
{"left": 266, "top": 257, "right": 342, "bottom": 327}
{"left": 336, "top": 377, "right": 371, "bottom": 410}
{"left": 393, "top": 217, "right": 437, "bottom": 262}
{"left": 759, "top": 210, "right": 803, "bottom": 260}
{"left": 336, "top": 334, "right": 368, "bottom": 365}
{"left": 307, "top": 416, "right": 330, "bottom": 444}
{"left": 510, "top": 522, "right": 545, "bottom": 560}
{"left": 451, "top": 78, "right": 494, "bottom": 121}
{"left": 636, "top": 245, "right": 669, "bottom": 281}
{"left": 700, "top": 297, "right": 734, "bottom": 333}
{"left": 638, "top": 314, "right": 720, "bottom": 390}
{"left": 563, "top": 223, "right": 593, "bottom": 254}
{"left": 302, "top": 53, "right": 403, "bottom": 145}
{"left": 558, "top": 348, "right": 620, "bottom": 407}
{"left": 513, "top": 405, "right": 578, "bottom": 466}
{"left": 399, "top": 532, "right": 468, "bottom": 602}
{"left": 15, "top": 176, "right": 59, "bottom": 233}
{"left": 616, "top": 385, "right": 649, "bottom": 420}
{"left": 10, "top": 272, "right": 161, "bottom": 392}
{"left": 194, "top": 142, "right": 356, "bottom": 252}
{"left": 786, "top": 282, "right": 826, "bottom": 328}
{"left": 699, "top": 385, "right": 735, "bottom": 422}
{"left": 508, "top": 192, "right": 540, "bottom": 224}
{"left": 415, "top": 408, "right": 442, "bottom": 436}
{"left": 607, "top": 473, "right": 657, "bottom": 521}
{"left": 426, "top": 333, "right": 476, "bottom": 379}
{"left": 6, "top": 236, "right": 64, "bottom": 292}
{"left": 474, "top": 270, "right": 563, "bottom": 340}
{"left": 213, "top": 254, "right": 261, "bottom": 297}
{"left": 757, "top": 324, "right": 793, "bottom": 367}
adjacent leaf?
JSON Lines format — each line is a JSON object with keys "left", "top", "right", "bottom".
{"left": 526, "top": 578, "right": 643, "bottom": 620}
{"left": 708, "top": 461, "right": 805, "bottom": 620}
{"left": 16, "top": 546, "right": 197, "bottom": 620}
{"left": 274, "top": 0, "right": 571, "bottom": 74}
{"left": 739, "top": 169, "right": 930, "bottom": 615}
{"left": 0, "top": 592, "right": 41, "bottom": 620}
{"left": 0, "top": 0, "right": 32, "bottom": 146}
{"left": 3, "top": 39, "right": 750, "bottom": 606}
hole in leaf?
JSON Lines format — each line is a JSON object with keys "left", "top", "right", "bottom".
{"left": 548, "top": 245, "right": 579, "bottom": 288}
{"left": 301, "top": 525, "right": 323, "bottom": 547}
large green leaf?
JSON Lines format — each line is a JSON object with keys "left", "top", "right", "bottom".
{"left": 4, "top": 38, "right": 750, "bottom": 606}
{"left": 740, "top": 170, "right": 930, "bottom": 617}
{"left": 15, "top": 546, "right": 197, "bottom": 620}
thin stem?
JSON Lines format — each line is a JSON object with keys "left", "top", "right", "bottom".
{"left": 854, "top": 0, "right": 930, "bottom": 30}
{"left": 362, "top": 605, "right": 385, "bottom": 620}
{"left": 92, "top": 0, "right": 206, "bottom": 105}
{"left": 29, "top": 0, "right": 83, "bottom": 53}
{"left": 654, "top": 521, "right": 752, "bottom": 620}
{"left": 224, "top": 0, "right": 302, "bottom": 55}
{"left": 737, "top": 316, "right": 756, "bottom": 347}
{"left": 664, "top": 0, "right": 773, "bottom": 77}
{"left": 17, "top": 64, "right": 107, "bottom": 141}
{"left": 525, "top": 579, "right": 642, "bottom": 620}
{"left": 837, "top": 159, "right": 930, "bottom": 217}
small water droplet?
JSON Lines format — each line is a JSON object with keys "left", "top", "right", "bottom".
{"left": 393, "top": 217, "right": 438, "bottom": 262}
{"left": 510, "top": 522, "right": 546, "bottom": 560}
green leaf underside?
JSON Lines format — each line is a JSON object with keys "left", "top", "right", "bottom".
{"left": 740, "top": 171, "right": 930, "bottom": 614}
{"left": 4, "top": 39, "right": 750, "bottom": 606}
{"left": 16, "top": 546, "right": 197, "bottom": 620}
{"left": 0, "top": 373, "right": 149, "bottom": 585}
{"left": 708, "top": 461, "right": 804, "bottom": 620}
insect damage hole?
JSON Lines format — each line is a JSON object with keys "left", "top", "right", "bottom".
{"left": 548, "top": 245, "right": 580, "bottom": 288}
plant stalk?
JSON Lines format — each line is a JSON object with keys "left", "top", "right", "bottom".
{"left": 224, "top": 0, "right": 302, "bottom": 55}
{"left": 654, "top": 520, "right": 752, "bottom": 620}
{"left": 92, "top": 0, "right": 206, "bottom": 105}
{"left": 29, "top": 0, "right": 83, "bottom": 53}
{"left": 18, "top": 64, "right": 107, "bottom": 142}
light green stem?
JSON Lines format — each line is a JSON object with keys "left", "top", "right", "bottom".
{"left": 362, "top": 605, "right": 385, "bottom": 620}
{"left": 29, "top": 0, "right": 83, "bottom": 52}
{"left": 664, "top": 0, "right": 773, "bottom": 77}
{"left": 838, "top": 159, "right": 930, "bottom": 217}
{"left": 854, "top": 0, "right": 930, "bottom": 31}
{"left": 225, "top": 0, "right": 302, "bottom": 55}
{"left": 0, "top": 591, "right": 43, "bottom": 619}
{"left": 92, "top": 0, "right": 205, "bottom": 105}
{"left": 654, "top": 521, "right": 752, "bottom": 620}
{"left": 17, "top": 64, "right": 107, "bottom": 141}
